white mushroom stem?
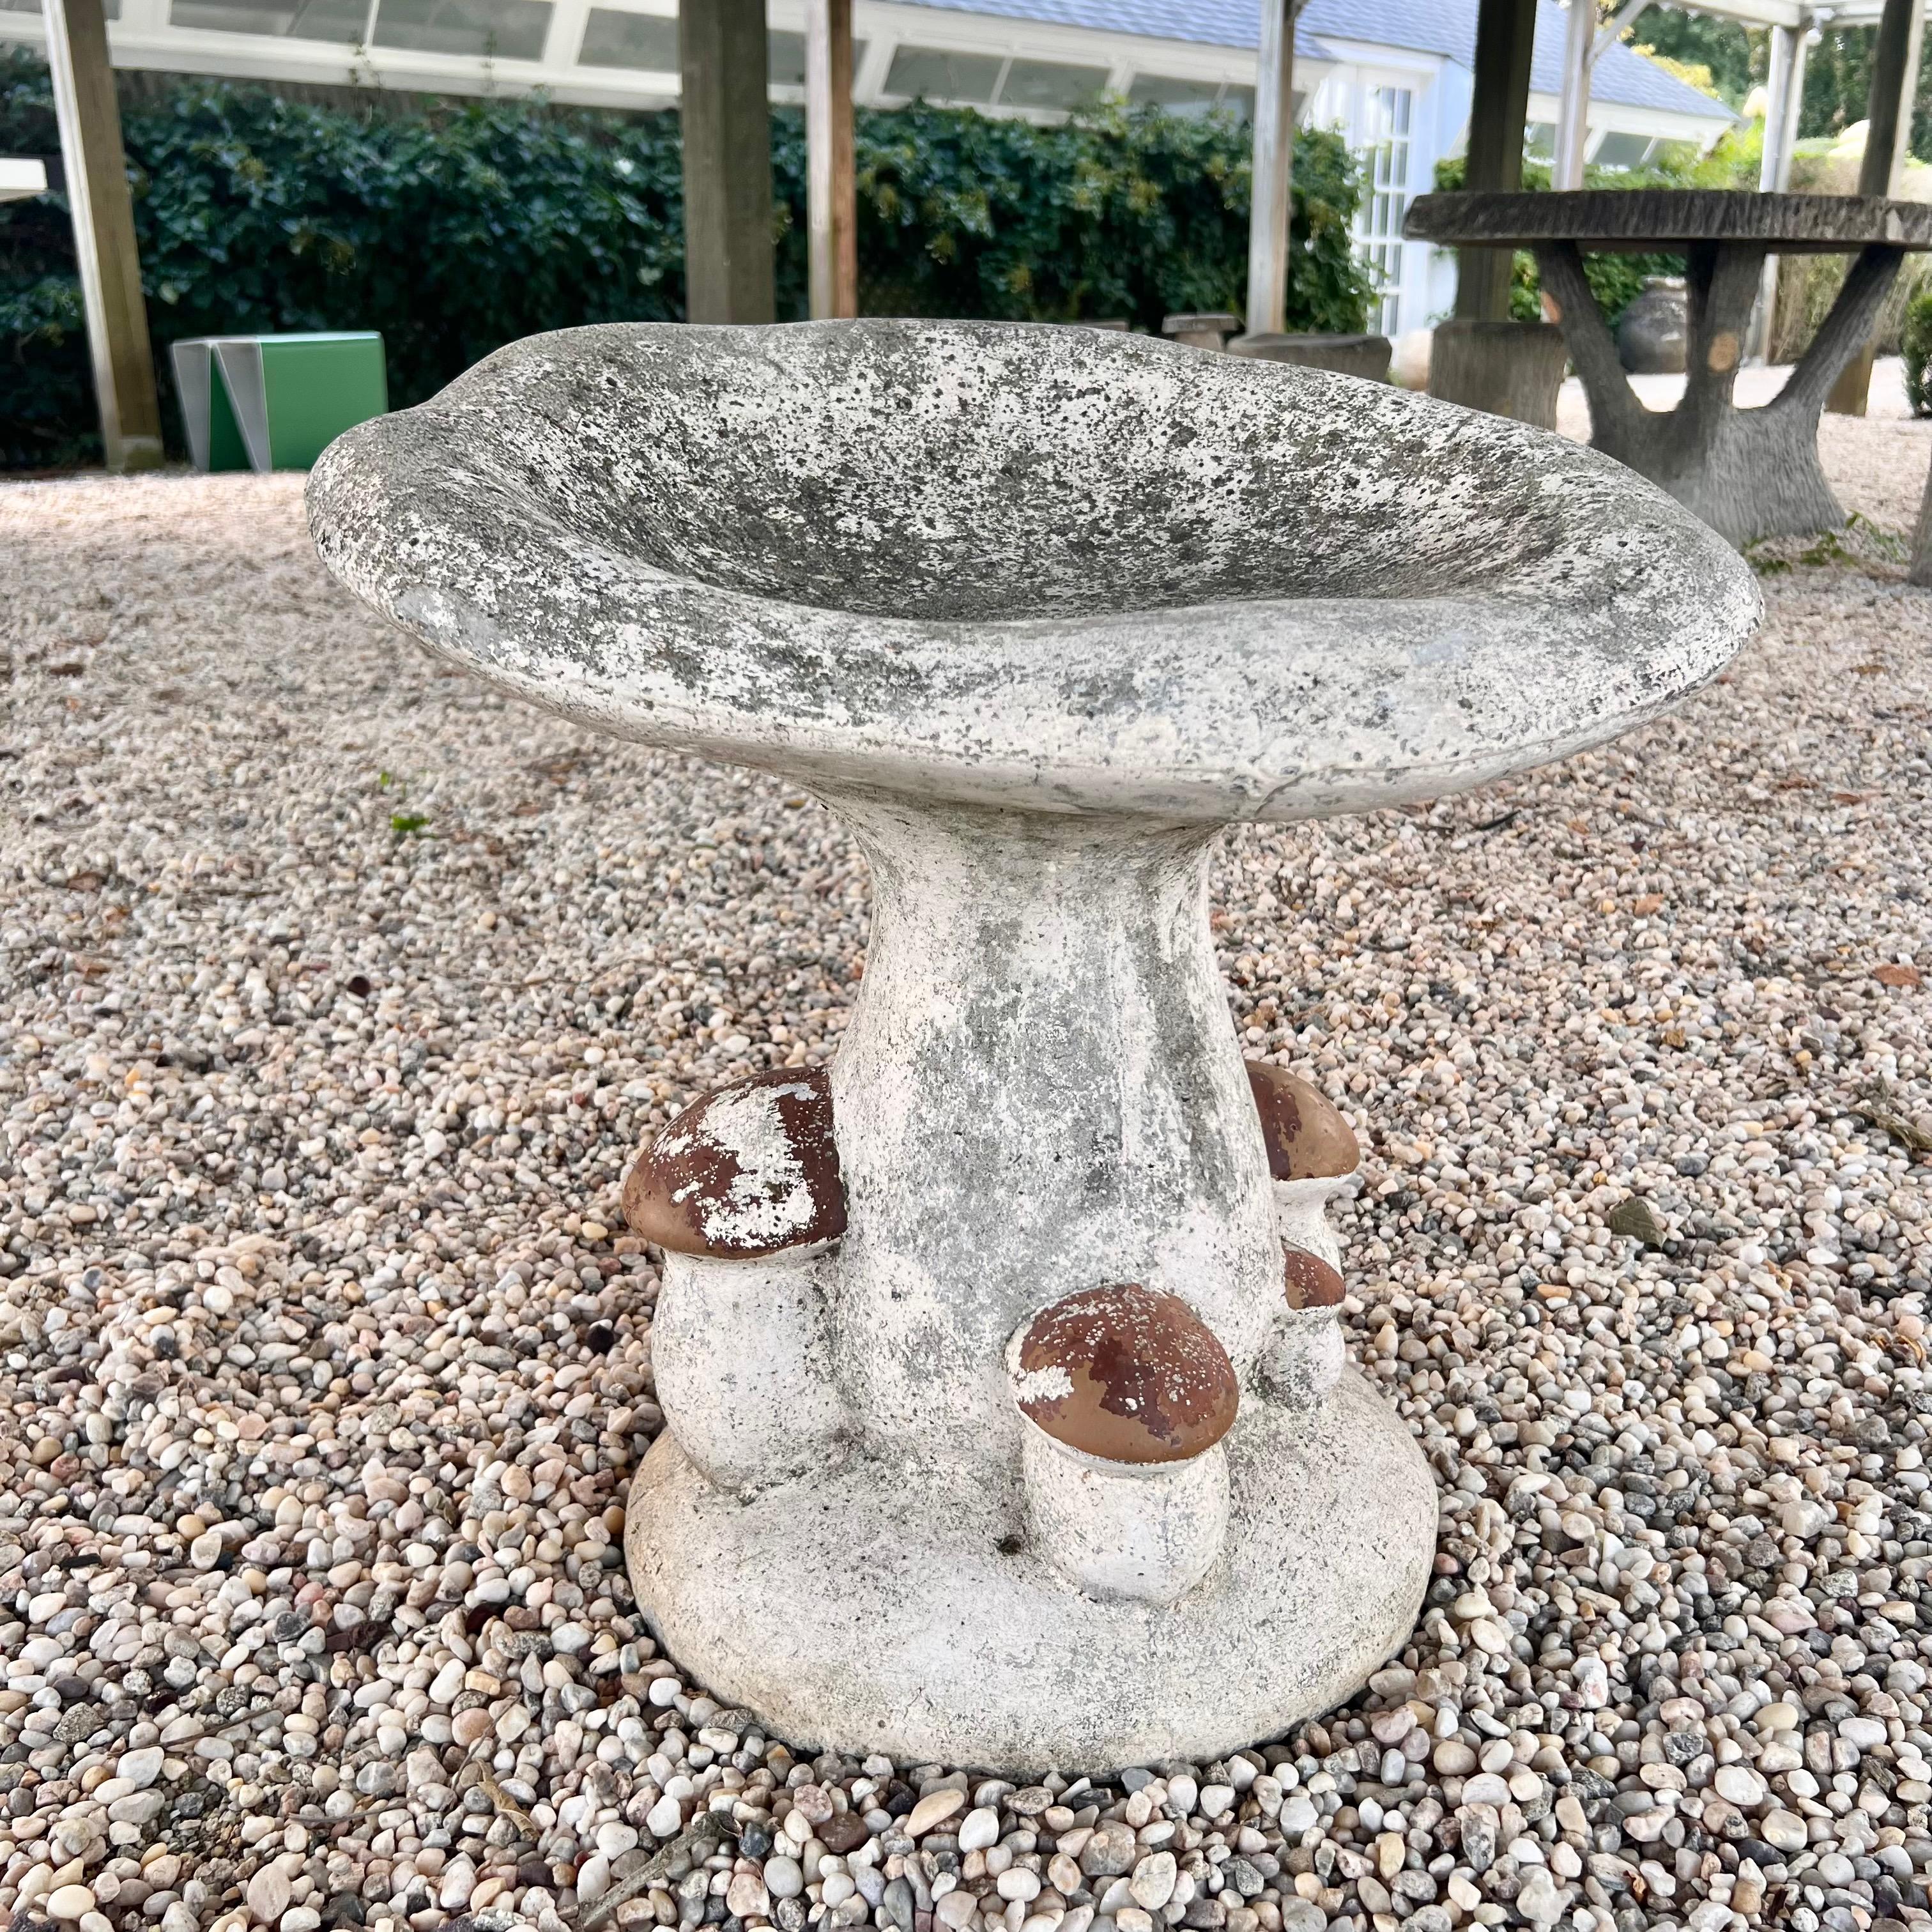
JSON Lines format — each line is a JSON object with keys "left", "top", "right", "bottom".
{"left": 1020, "top": 1427, "right": 1229, "bottom": 1606}
{"left": 1264, "top": 1176, "right": 1351, "bottom": 1406}
{"left": 1271, "top": 1175, "right": 1349, "bottom": 1267}
{"left": 652, "top": 1245, "right": 845, "bottom": 1492}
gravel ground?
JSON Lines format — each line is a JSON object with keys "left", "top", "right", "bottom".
{"left": 3, "top": 385, "right": 1932, "bottom": 1932}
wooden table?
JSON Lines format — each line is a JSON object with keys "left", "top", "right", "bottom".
{"left": 1403, "top": 190, "right": 1932, "bottom": 545}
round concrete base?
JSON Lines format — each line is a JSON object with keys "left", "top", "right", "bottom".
{"left": 624, "top": 1370, "right": 1436, "bottom": 1773}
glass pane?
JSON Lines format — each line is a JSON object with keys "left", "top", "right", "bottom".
{"left": 171, "top": 0, "right": 360, "bottom": 36}
{"left": 1592, "top": 131, "right": 1654, "bottom": 171}
{"left": 578, "top": 6, "right": 675, "bottom": 70}
{"left": 765, "top": 29, "right": 870, "bottom": 88}
{"left": 882, "top": 46, "right": 1002, "bottom": 104}
{"left": 1221, "top": 84, "right": 1255, "bottom": 119}
{"left": 998, "top": 57, "right": 1107, "bottom": 111}
{"left": 1126, "top": 73, "right": 1221, "bottom": 116}
{"left": 1525, "top": 121, "right": 1556, "bottom": 158}
{"left": 769, "top": 27, "right": 803, "bottom": 84}
{"left": 373, "top": 0, "right": 549, "bottom": 57}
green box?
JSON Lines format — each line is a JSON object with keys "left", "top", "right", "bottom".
{"left": 171, "top": 332, "right": 388, "bottom": 472}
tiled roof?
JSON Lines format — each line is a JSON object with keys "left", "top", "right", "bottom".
{"left": 903, "top": 0, "right": 1735, "bottom": 122}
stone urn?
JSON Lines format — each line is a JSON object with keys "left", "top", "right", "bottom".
{"left": 307, "top": 319, "right": 1758, "bottom": 1772}
{"left": 1616, "top": 275, "right": 1689, "bottom": 376}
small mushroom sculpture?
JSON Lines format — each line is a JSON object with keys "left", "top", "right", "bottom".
{"left": 1246, "top": 1062, "right": 1361, "bottom": 1406}
{"left": 1008, "top": 1283, "right": 1240, "bottom": 1604}
{"left": 623, "top": 1068, "right": 848, "bottom": 1491}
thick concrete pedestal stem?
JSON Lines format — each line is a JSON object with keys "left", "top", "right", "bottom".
{"left": 822, "top": 794, "right": 1282, "bottom": 1450}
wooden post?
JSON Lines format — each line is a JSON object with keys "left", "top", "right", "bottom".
{"left": 1828, "top": 0, "right": 1924, "bottom": 414}
{"left": 1454, "top": 0, "right": 1536, "bottom": 322}
{"left": 1912, "top": 450, "right": 1932, "bottom": 583}
{"left": 805, "top": 0, "right": 857, "bottom": 320}
{"left": 679, "top": 0, "right": 776, "bottom": 326}
{"left": 44, "top": 0, "right": 162, "bottom": 471}
{"left": 1245, "top": 0, "right": 1297, "bottom": 338}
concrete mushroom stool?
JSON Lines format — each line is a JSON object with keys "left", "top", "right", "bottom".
{"left": 307, "top": 317, "right": 1759, "bottom": 1771}
{"left": 1162, "top": 311, "right": 1242, "bottom": 352}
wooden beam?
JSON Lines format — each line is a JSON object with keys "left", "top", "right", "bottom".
{"left": 679, "top": 0, "right": 776, "bottom": 326}
{"left": 805, "top": 0, "right": 857, "bottom": 320}
{"left": 1830, "top": 0, "right": 1924, "bottom": 413}
{"left": 44, "top": 0, "right": 162, "bottom": 472}
{"left": 1454, "top": 0, "right": 1537, "bottom": 323}
{"left": 1245, "top": 0, "right": 1297, "bottom": 339}
{"left": 1861, "top": 0, "right": 1922, "bottom": 197}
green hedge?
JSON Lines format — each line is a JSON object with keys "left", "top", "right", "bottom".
{"left": 0, "top": 50, "right": 1372, "bottom": 470}
{"left": 1904, "top": 287, "right": 1932, "bottom": 416}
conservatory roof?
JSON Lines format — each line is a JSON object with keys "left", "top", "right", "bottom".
{"left": 913, "top": 0, "right": 1891, "bottom": 44}
{"left": 911, "top": 0, "right": 1737, "bottom": 120}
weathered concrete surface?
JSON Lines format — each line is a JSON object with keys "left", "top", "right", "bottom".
{"left": 309, "top": 319, "right": 1757, "bottom": 824}
{"left": 624, "top": 1370, "right": 1436, "bottom": 1771}
{"left": 308, "top": 318, "right": 1759, "bottom": 1771}
{"left": 1405, "top": 187, "right": 1932, "bottom": 253}
{"left": 1538, "top": 237, "right": 1902, "bottom": 546}
{"left": 1225, "top": 332, "right": 1392, "bottom": 381}
{"left": 1427, "top": 319, "right": 1568, "bottom": 431}
{"left": 1406, "top": 193, "right": 1930, "bottom": 542}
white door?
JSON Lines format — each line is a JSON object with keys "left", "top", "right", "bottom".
{"left": 1351, "top": 82, "right": 1414, "bottom": 335}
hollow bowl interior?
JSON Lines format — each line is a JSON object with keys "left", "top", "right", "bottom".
{"left": 432, "top": 321, "right": 1605, "bottom": 622}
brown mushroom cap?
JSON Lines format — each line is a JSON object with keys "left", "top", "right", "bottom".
{"left": 622, "top": 1068, "right": 845, "bottom": 1259}
{"left": 1012, "top": 1284, "right": 1238, "bottom": 1464}
{"left": 1282, "top": 1248, "right": 1346, "bottom": 1310}
{"left": 1245, "top": 1061, "right": 1360, "bottom": 1182}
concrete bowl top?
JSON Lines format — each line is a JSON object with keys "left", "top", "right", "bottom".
{"left": 307, "top": 318, "right": 1759, "bottom": 823}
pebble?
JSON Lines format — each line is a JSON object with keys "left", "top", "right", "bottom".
{"left": 1514, "top": 1869, "right": 1563, "bottom": 1929}
{"left": 3, "top": 406, "right": 1932, "bottom": 1932}
{"left": 451, "top": 1705, "right": 495, "bottom": 1746}
{"left": 1714, "top": 1763, "right": 1767, "bottom": 1807}
{"left": 1128, "top": 1851, "right": 1177, "bottom": 1910}
{"left": 245, "top": 1871, "right": 291, "bottom": 1924}
{"left": 726, "top": 1873, "right": 770, "bottom": 1919}
{"left": 958, "top": 1806, "right": 1001, "bottom": 1853}
{"left": 904, "top": 1788, "right": 964, "bottom": 1836}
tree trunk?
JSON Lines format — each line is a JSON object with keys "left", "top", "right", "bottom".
{"left": 1427, "top": 319, "right": 1568, "bottom": 429}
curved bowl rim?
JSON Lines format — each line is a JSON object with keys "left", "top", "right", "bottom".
{"left": 306, "top": 317, "right": 1761, "bottom": 823}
